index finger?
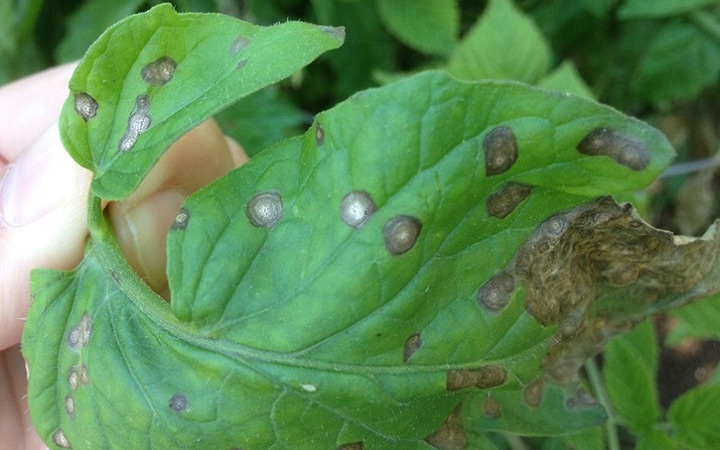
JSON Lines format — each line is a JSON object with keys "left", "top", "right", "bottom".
{"left": 0, "top": 62, "right": 77, "bottom": 162}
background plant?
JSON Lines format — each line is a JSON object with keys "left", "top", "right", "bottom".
{"left": 4, "top": 1, "right": 720, "bottom": 449}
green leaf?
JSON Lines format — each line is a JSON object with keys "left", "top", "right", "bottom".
{"left": 465, "top": 382, "right": 606, "bottom": 436}
{"left": 539, "top": 427, "right": 604, "bottom": 450}
{"left": 603, "top": 320, "right": 660, "bottom": 432}
{"left": 580, "top": 0, "right": 617, "bottom": 18}
{"left": 55, "top": 0, "right": 145, "bottom": 62}
{"left": 619, "top": 0, "right": 717, "bottom": 19}
{"left": 312, "top": 0, "right": 397, "bottom": 98}
{"left": 538, "top": 61, "right": 595, "bottom": 100}
{"left": 377, "top": 0, "right": 459, "bottom": 55}
{"left": 668, "top": 384, "right": 720, "bottom": 450}
{"left": 667, "top": 293, "right": 720, "bottom": 344}
{"left": 447, "top": 0, "right": 552, "bottom": 83}
{"left": 26, "top": 70, "right": 683, "bottom": 449}
{"left": 214, "top": 87, "right": 306, "bottom": 157}
{"left": 632, "top": 20, "right": 720, "bottom": 104}
{"left": 634, "top": 430, "right": 680, "bottom": 450}
{"left": 59, "top": 3, "right": 344, "bottom": 201}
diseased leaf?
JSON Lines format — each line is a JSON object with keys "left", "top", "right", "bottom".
{"left": 667, "top": 384, "right": 720, "bottom": 450}
{"left": 632, "top": 20, "right": 720, "bottom": 104}
{"left": 26, "top": 67, "right": 701, "bottom": 449}
{"left": 667, "top": 293, "right": 720, "bottom": 344}
{"left": 538, "top": 61, "right": 595, "bottom": 100}
{"left": 603, "top": 321, "right": 660, "bottom": 433}
{"left": 464, "top": 382, "right": 606, "bottom": 436}
{"left": 619, "top": 0, "right": 717, "bottom": 19}
{"left": 377, "top": 0, "right": 459, "bottom": 55}
{"left": 447, "top": 0, "right": 552, "bottom": 83}
{"left": 59, "top": 3, "right": 344, "bottom": 200}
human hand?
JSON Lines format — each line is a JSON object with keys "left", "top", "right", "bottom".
{"left": 0, "top": 64, "right": 247, "bottom": 450}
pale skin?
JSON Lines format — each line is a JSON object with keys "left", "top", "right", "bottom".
{"left": 0, "top": 64, "right": 248, "bottom": 449}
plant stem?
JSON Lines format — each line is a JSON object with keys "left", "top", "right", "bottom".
{"left": 585, "top": 358, "right": 621, "bottom": 450}
{"left": 690, "top": 10, "right": 720, "bottom": 47}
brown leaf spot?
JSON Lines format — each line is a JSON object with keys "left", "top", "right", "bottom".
{"left": 478, "top": 272, "right": 515, "bottom": 312}
{"left": 337, "top": 442, "right": 363, "bottom": 450}
{"left": 425, "top": 404, "right": 467, "bottom": 450}
{"left": 403, "top": 333, "right": 423, "bottom": 362}
{"left": 483, "top": 397, "right": 501, "bottom": 419}
{"left": 141, "top": 56, "right": 177, "bottom": 86}
{"left": 447, "top": 365, "right": 507, "bottom": 391}
{"left": 523, "top": 379, "right": 545, "bottom": 408}
{"left": 577, "top": 128, "right": 650, "bottom": 171}
{"left": 476, "top": 365, "right": 508, "bottom": 389}
{"left": 484, "top": 125, "right": 518, "bottom": 176}
{"left": 384, "top": 215, "right": 422, "bottom": 255}
{"left": 486, "top": 182, "right": 532, "bottom": 219}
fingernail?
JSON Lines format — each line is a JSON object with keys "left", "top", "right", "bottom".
{"left": 113, "top": 189, "right": 185, "bottom": 293}
{"left": 0, "top": 127, "right": 81, "bottom": 227}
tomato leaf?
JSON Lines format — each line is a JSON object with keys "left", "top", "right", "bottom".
{"left": 59, "top": 3, "right": 344, "bottom": 200}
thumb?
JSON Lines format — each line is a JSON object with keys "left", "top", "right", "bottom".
{"left": 0, "top": 122, "right": 91, "bottom": 350}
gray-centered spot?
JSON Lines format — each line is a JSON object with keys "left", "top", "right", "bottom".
{"left": 67, "top": 313, "right": 92, "bottom": 351}
{"left": 577, "top": 127, "right": 650, "bottom": 171}
{"left": 230, "top": 35, "right": 251, "bottom": 55}
{"left": 74, "top": 92, "right": 98, "bottom": 121}
{"left": 171, "top": 207, "right": 190, "bottom": 231}
{"left": 384, "top": 215, "right": 422, "bottom": 256}
{"left": 486, "top": 182, "right": 532, "bottom": 219}
{"left": 484, "top": 125, "right": 518, "bottom": 176}
{"left": 478, "top": 272, "right": 515, "bottom": 313}
{"left": 67, "top": 367, "right": 79, "bottom": 391}
{"left": 340, "top": 191, "right": 376, "bottom": 229}
{"left": 53, "top": 429, "right": 71, "bottom": 449}
{"left": 236, "top": 58, "right": 248, "bottom": 70}
{"left": 169, "top": 392, "right": 187, "bottom": 411}
{"left": 246, "top": 192, "right": 283, "bottom": 228}
{"left": 141, "top": 56, "right": 176, "bottom": 86}
{"left": 318, "top": 25, "right": 346, "bottom": 41}
{"left": 315, "top": 123, "right": 324, "bottom": 146}
{"left": 65, "top": 395, "right": 75, "bottom": 417}
{"left": 119, "top": 94, "right": 151, "bottom": 152}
